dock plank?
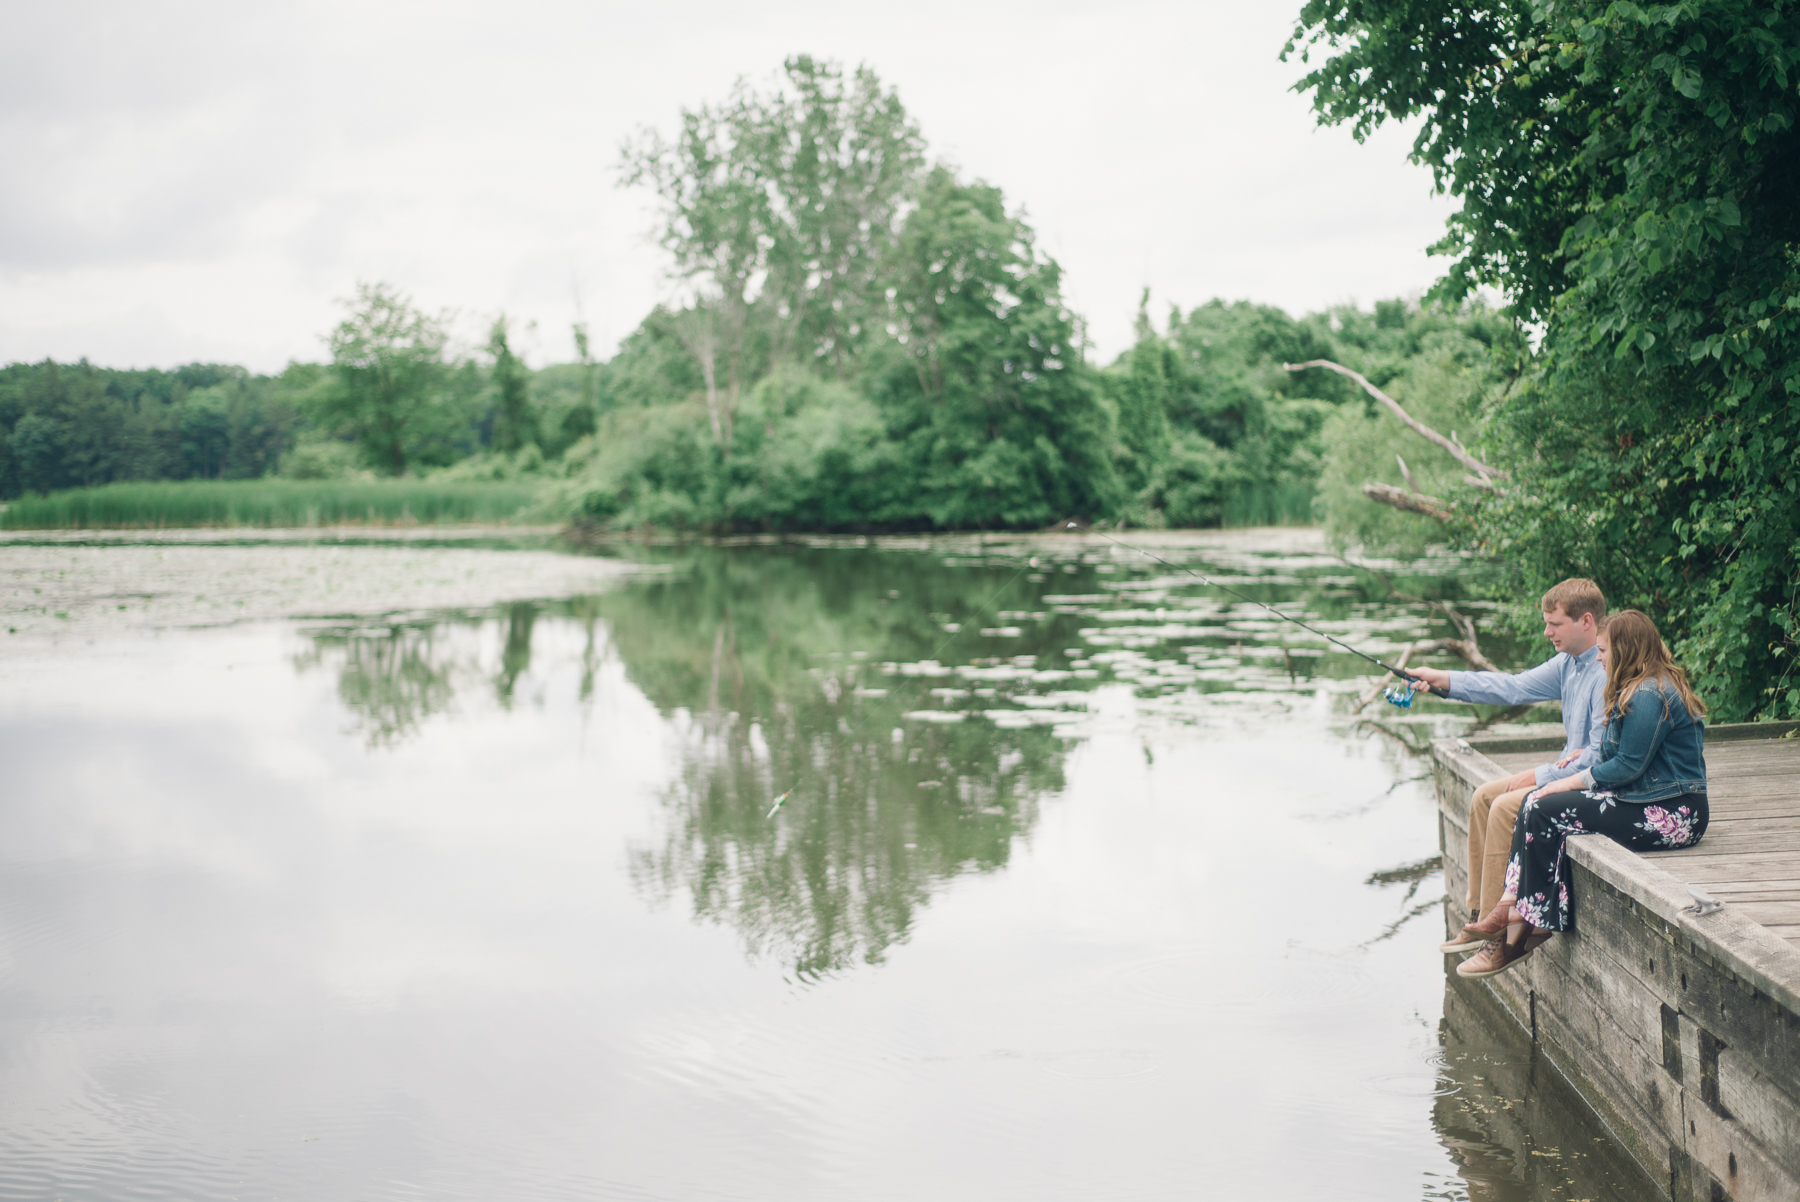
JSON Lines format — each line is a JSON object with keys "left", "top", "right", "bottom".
{"left": 1723, "top": 900, "right": 1800, "bottom": 927}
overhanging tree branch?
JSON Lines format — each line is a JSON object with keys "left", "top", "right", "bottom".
{"left": 1284, "top": 358, "right": 1506, "bottom": 485}
{"left": 1362, "top": 481, "right": 1454, "bottom": 521}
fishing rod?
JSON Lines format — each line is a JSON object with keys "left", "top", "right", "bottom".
{"left": 1073, "top": 522, "right": 1448, "bottom": 707}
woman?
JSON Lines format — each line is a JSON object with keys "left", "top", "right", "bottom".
{"left": 1458, "top": 610, "right": 1708, "bottom": 978}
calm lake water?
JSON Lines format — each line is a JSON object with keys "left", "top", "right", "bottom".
{"left": 0, "top": 533, "right": 1655, "bottom": 1200}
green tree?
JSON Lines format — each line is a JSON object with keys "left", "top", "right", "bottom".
{"left": 485, "top": 316, "right": 539, "bottom": 454}
{"left": 316, "top": 283, "right": 458, "bottom": 476}
{"left": 621, "top": 56, "right": 927, "bottom": 448}
{"left": 1112, "top": 292, "right": 1175, "bottom": 490}
{"left": 876, "top": 167, "right": 1121, "bottom": 528}
{"left": 759, "top": 55, "right": 927, "bottom": 374}
{"left": 1288, "top": 0, "right": 1800, "bottom": 718}
{"left": 560, "top": 315, "right": 600, "bottom": 451}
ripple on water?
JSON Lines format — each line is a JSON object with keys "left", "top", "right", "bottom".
{"left": 1107, "top": 944, "right": 1374, "bottom": 1015}
{"left": 1034, "top": 1048, "right": 1160, "bottom": 1081}
{"left": 1361, "top": 1072, "right": 1461, "bottom": 1098}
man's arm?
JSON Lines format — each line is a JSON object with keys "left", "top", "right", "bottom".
{"left": 1405, "top": 658, "right": 1568, "bottom": 705}
{"left": 1445, "top": 656, "right": 1567, "bottom": 706}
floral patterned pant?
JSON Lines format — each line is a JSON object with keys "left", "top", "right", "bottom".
{"left": 1504, "top": 791, "right": 1708, "bottom": 932}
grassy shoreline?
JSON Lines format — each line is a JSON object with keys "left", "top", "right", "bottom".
{"left": 0, "top": 476, "right": 1316, "bottom": 535}
{"left": 0, "top": 479, "right": 546, "bottom": 530}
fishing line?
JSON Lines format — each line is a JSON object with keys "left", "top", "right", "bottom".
{"left": 1074, "top": 523, "right": 1447, "bottom": 706}
{"left": 766, "top": 552, "right": 1038, "bottom": 818}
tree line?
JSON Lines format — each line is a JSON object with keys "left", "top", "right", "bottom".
{"left": 0, "top": 56, "right": 1498, "bottom": 535}
{"left": 7, "top": 18, "right": 1788, "bottom": 722}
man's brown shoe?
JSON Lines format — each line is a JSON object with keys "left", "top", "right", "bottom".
{"left": 1440, "top": 900, "right": 1514, "bottom": 953}
{"left": 1456, "top": 928, "right": 1550, "bottom": 978}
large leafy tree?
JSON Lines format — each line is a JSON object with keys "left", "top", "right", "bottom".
{"left": 1288, "top": 0, "right": 1800, "bottom": 718}
{"left": 620, "top": 56, "right": 926, "bottom": 451}
{"left": 316, "top": 283, "right": 459, "bottom": 476}
{"left": 485, "top": 316, "right": 539, "bottom": 455}
{"left": 876, "top": 167, "right": 1121, "bottom": 528}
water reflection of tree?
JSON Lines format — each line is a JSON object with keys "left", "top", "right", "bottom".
{"left": 293, "top": 623, "right": 461, "bottom": 747}
{"left": 496, "top": 602, "right": 538, "bottom": 706}
{"left": 605, "top": 548, "right": 1069, "bottom": 978}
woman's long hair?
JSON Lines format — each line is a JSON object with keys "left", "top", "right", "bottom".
{"left": 1601, "top": 610, "right": 1706, "bottom": 723}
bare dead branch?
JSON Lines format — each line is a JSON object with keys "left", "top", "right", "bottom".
{"left": 1363, "top": 482, "right": 1455, "bottom": 521}
{"left": 1337, "top": 555, "right": 1497, "bottom": 672}
{"left": 1413, "top": 637, "right": 1502, "bottom": 673}
{"left": 1284, "top": 359, "right": 1506, "bottom": 482}
{"left": 1395, "top": 454, "right": 1418, "bottom": 493}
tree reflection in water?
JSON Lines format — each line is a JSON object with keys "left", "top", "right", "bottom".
{"left": 292, "top": 621, "right": 462, "bottom": 747}
{"left": 289, "top": 539, "right": 1501, "bottom": 982}
{"left": 602, "top": 547, "right": 1071, "bottom": 979}
{"left": 496, "top": 601, "right": 538, "bottom": 706}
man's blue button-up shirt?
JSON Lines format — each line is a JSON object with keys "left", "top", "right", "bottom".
{"left": 1447, "top": 644, "right": 1605, "bottom": 787}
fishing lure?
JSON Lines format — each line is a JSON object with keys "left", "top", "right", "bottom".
{"left": 765, "top": 791, "right": 792, "bottom": 820}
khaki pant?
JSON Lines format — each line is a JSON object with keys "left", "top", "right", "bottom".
{"left": 1466, "top": 778, "right": 1531, "bottom": 917}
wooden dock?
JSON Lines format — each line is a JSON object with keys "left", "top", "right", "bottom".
{"left": 1432, "top": 721, "right": 1800, "bottom": 1202}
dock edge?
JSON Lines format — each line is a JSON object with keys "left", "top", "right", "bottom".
{"left": 1432, "top": 723, "right": 1800, "bottom": 1202}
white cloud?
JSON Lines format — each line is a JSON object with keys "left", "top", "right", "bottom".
{"left": 0, "top": 0, "right": 1457, "bottom": 371}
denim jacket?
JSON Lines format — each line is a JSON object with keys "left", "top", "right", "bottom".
{"left": 1584, "top": 679, "right": 1708, "bottom": 804}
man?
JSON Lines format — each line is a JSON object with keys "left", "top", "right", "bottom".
{"left": 1405, "top": 578, "right": 1607, "bottom": 953}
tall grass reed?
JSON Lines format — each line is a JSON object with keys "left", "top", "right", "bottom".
{"left": 1221, "top": 482, "right": 1317, "bottom": 529}
{"left": 0, "top": 479, "right": 546, "bottom": 530}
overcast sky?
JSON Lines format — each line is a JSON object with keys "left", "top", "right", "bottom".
{"left": 0, "top": 0, "right": 1457, "bottom": 373}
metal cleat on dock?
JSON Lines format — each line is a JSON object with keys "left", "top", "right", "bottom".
{"left": 1684, "top": 886, "right": 1723, "bottom": 916}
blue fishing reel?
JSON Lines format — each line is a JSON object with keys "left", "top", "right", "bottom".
{"left": 1382, "top": 673, "right": 1446, "bottom": 707}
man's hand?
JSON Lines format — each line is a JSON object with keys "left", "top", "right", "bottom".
{"left": 1505, "top": 768, "right": 1537, "bottom": 791}
{"left": 1527, "top": 772, "right": 1587, "bottom": 803}
{"left": 1407, "top": 666, "right": 1451, "bottom": 694}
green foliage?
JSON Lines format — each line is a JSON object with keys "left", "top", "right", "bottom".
{"left": 485, "top": 316, "right": 540, "bottom": 455}
{"left": 530, "top": 362, "right": 598, "bottom": 458}
{"left": 1111, "top": 300, "right": 1176, "bottom": 491}
{"left": 622, "top": 55, "right": 927, "bottom": 382}
{"left": 0, "top": 478, "right": 543, "bottom": 529}
{"left": 871, "top": 167, "right": 1121, "bottom": 529}
{"left": 278, "top": 433, "right": 368, "bottom": 480}
{"left": 1290, "top": 0, "right": 1800, "bottom": 719}
{"left": 562, "top": 401, "right": 720, "bottom": 530}
{"left": 1316, "top": 323, "right": 1503, "bottom": 554}
{"left": 564, "top": 156, "right": 1127, "bottom": 533}
{"left": 314, "top": 283, "right": 469, "bottom": 476}
{"left": 0, "top": 360, "right": 312, "bottom": 497}
{"left": 722, "top": 367, "right": 904, "bottom": 527}
{"left": 1098, "top": 297, "right": 1510, "bottom": 530}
